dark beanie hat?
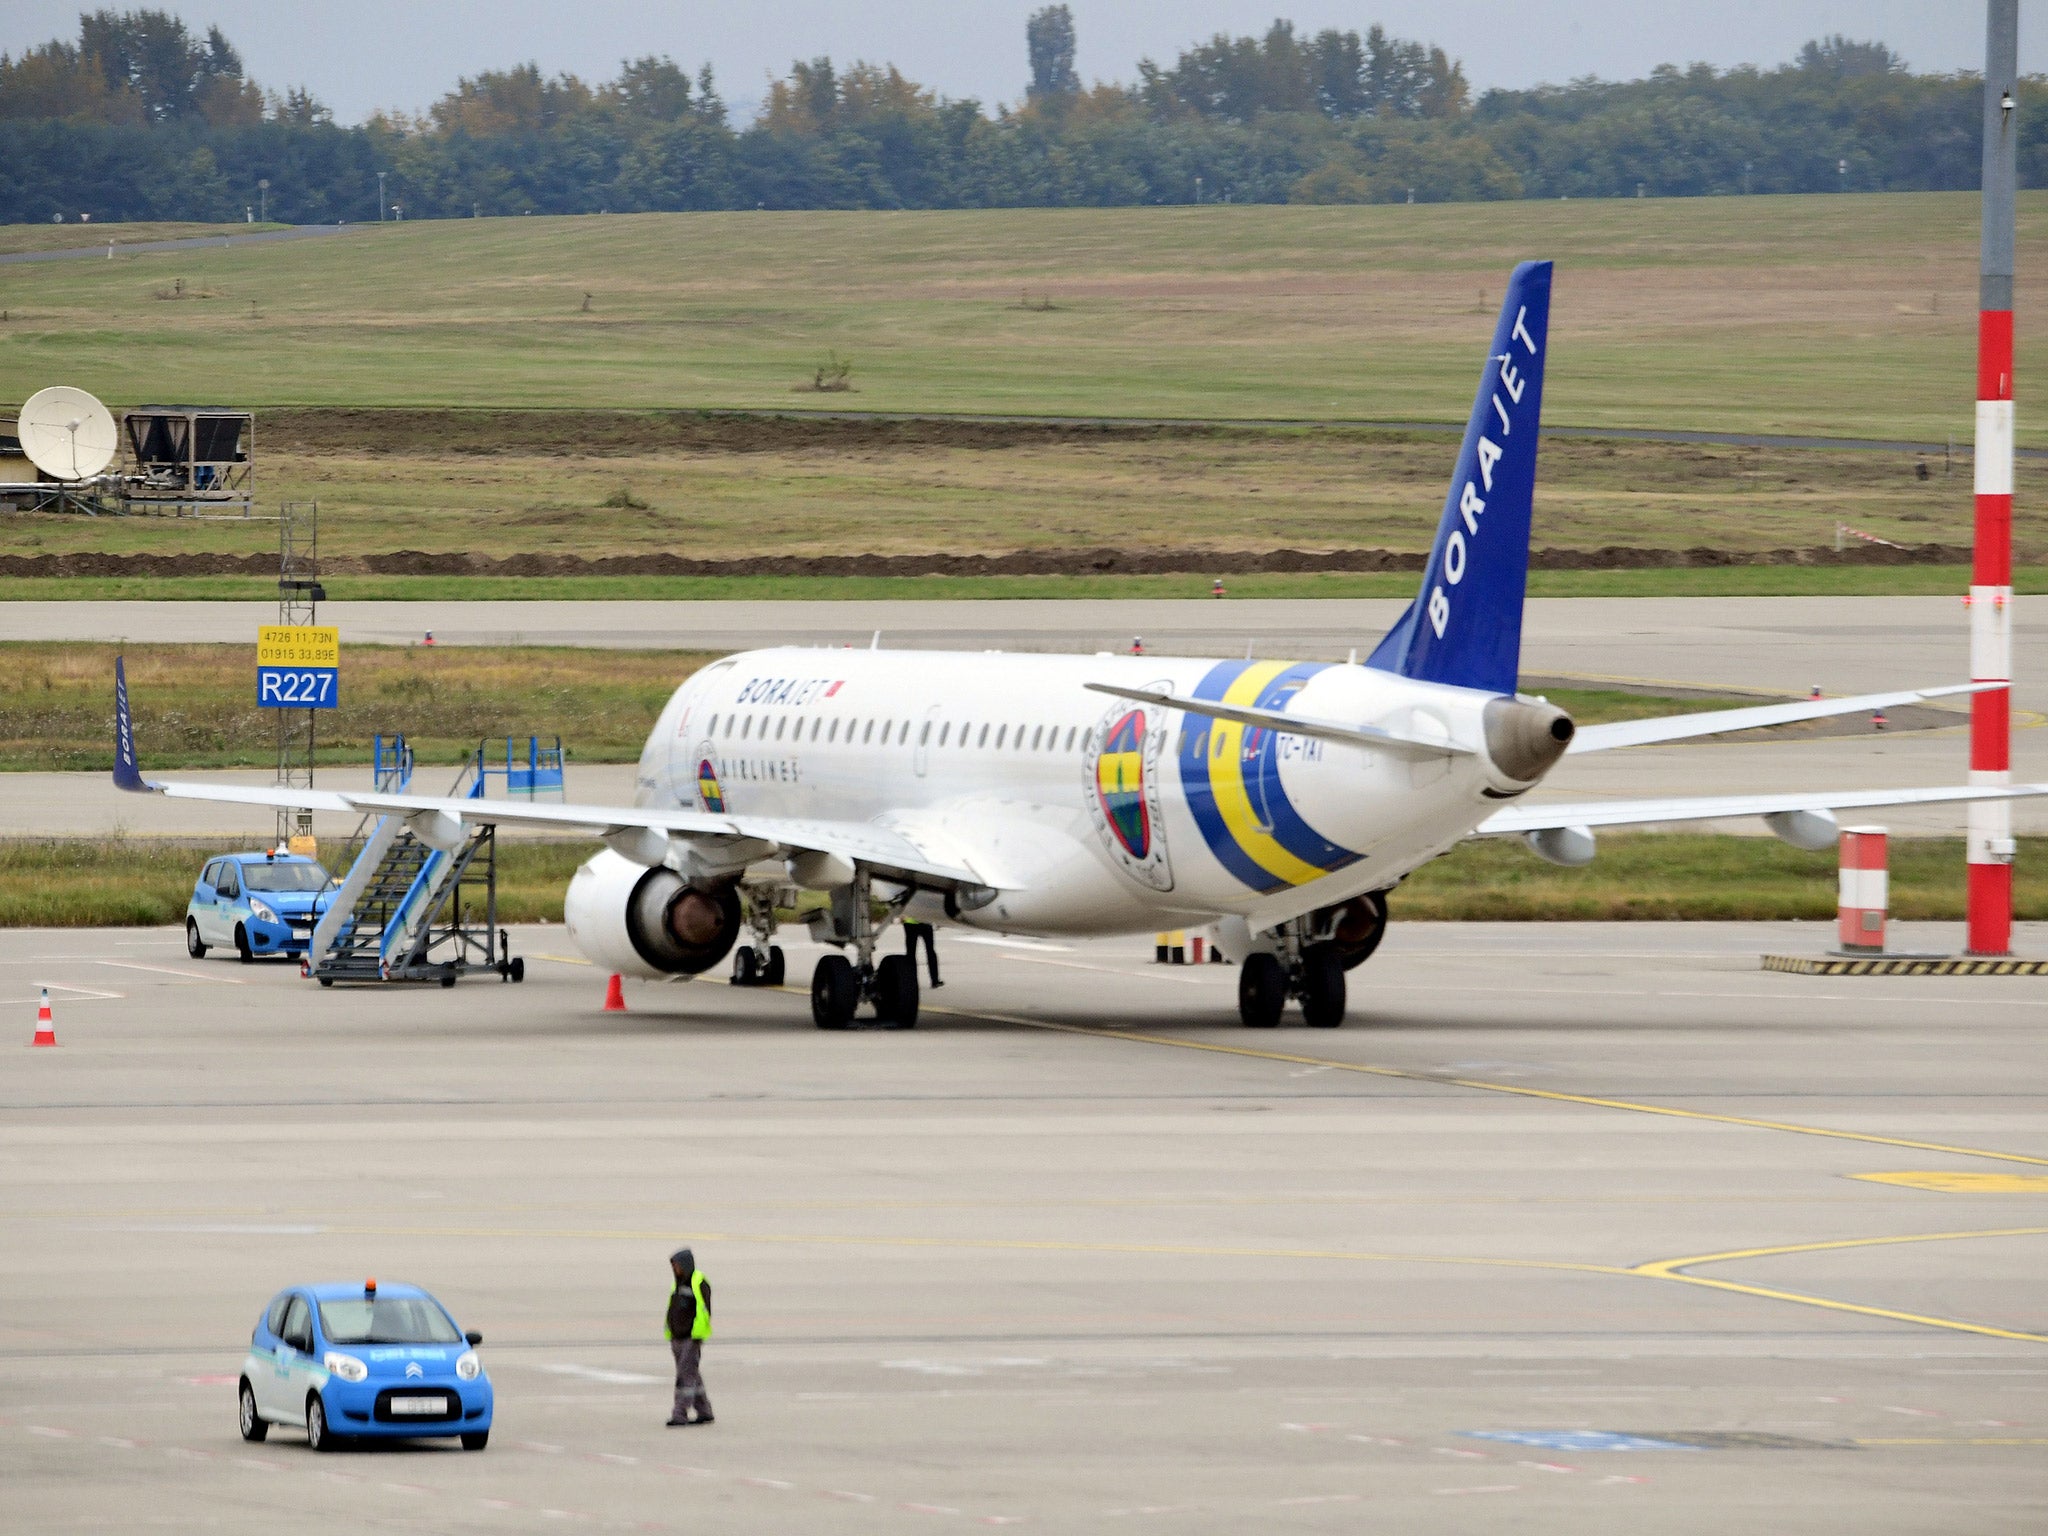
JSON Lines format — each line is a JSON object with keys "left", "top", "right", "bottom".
{"left": 670, "top": 1248, "right": 695, "bottom": 1270}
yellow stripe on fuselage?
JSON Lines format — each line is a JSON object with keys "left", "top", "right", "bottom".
{"left": 1204, "top": 661, "right": 1327, "bottom": 888}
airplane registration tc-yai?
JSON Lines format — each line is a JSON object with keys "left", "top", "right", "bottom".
{"left": 114, "top": 262, "right": 2039, "bottom": 1030}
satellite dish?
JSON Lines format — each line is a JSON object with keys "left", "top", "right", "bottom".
{"left": 18, "top": 386, "right": 118, "bottom": 481}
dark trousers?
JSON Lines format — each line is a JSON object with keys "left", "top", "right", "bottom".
{"left": 671, "top": 1338, "right": 711, "bottom": 1421}
{"left": 904, "top": 923, "right": 940, "bottom": 985}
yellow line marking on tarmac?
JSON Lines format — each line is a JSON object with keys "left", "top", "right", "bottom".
{"left": 1628, "top": 1228, "right": 2048, "bottom": 1345}
{"left": 208, "top": 1219, "right": 2048, "bottom": 1346}
{"left": 532, "top": 953, "right": 593, "bottom": 966}
{"left": 921, "top": 1004, "right": 2048, "bottom": 1167}
{"left": 1852, "top": 1171, "right": 2048, "bottom": 1194}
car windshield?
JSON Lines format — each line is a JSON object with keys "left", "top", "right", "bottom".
{"left": 318, "top": 1296, "right": 462, "bottom": 1345}
{"left": 242, "top": 862, "right": 332, "bottom": 892}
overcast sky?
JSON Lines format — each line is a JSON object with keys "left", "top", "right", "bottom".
{"left": 2, "top": 2, "right": 2039, "bottom": 125}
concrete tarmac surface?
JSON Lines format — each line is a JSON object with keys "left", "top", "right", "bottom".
{"left": 4, "top": 920, "right": 2046, "bottom": 1533}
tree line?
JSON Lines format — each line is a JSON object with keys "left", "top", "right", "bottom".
{"left": 1, "top": 8, "right": 2040, "bottom": 226}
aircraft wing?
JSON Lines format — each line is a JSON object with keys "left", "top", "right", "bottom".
{"left": 112, "top": 661, "right": 994, "bottom": 888}
{"left": 1565, "top": 683, "right": 1991, "bottom": 754}
{"left": 1480, "top": 781, "right": 2048, "bottom": 836}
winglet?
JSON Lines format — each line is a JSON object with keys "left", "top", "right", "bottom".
{"left": 112, "top": 656, "right": 158, "bottom": 793}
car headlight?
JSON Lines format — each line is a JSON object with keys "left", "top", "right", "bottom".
{"left": 323, "top": 1351, "right": 368, "bottom": 1382}
{"left": 248, "top": 898, "right": 278, "bottom": 922}
{"left": 455, "top": 1350, "right": 480, "bottom": 1380}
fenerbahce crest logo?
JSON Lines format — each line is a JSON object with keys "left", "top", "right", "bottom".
{"left": 1086, "top": 705, "right": 1173, "bottom": 892}
{"left": 695, "top": 752, "right": 726, "bottom": 812}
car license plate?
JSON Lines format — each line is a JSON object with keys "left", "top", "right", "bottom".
{"left": 389, "top": 1396, "right": 445, "bottom": 1415}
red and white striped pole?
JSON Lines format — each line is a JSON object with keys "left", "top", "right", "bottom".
{"left": 1838, "top": 828, "right": 1889, "bottom": 954}
{"left": 1970, "top": 0, "right": 2019, "bottom": 956}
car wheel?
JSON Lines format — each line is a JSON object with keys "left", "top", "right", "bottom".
{"left": 1238, "top": 953, "right": 1286, "bottom": 1028}
{"left": 306, "top": 1393, "right": 336, "bottom": 1452}
{"left": 460, "top": 1431, "right": 490, "bottom": 1451}
{"left": 234, "top": 924, "right": 254, "bottom": 964}
{"left": 873, "top": 953, "right": 919, "bottom": 1029}
{"left": 186, "top": 918, "right": 208, "bottom": 959}
{"left": 238, "top": 1380, "right": 267, "bottom": 1442}
{"left": 762, "top": 945, "right": 786, "bottom": 987}
{"left": 811, "top": 954, "right": 858, "bottom": 1029}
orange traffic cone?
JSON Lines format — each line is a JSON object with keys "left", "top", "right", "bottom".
{"left": 31, "top": 987, "right": 56, "bottom": 1047}
{"left": 603, "top": 973, "right": 627, "bottom": 1012}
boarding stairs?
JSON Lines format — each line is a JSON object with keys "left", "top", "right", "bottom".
{"left": 309, "top": 734, "right": 540, "bottom": 987}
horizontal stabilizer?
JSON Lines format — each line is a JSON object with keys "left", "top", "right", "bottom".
{"left": 1567, "top": 682, "right": 1993, "bottom": 754}
{"left": 1083, "top": 682, "right": 1474, "bottom": 759}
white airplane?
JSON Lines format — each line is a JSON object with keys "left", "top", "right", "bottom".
{"left": 116, "top": 261, "right": 2038, "bottom": 1030}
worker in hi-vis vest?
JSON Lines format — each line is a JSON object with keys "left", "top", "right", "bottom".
{"left": 664, "top": 1247, "right": 714, "bottom": 1426}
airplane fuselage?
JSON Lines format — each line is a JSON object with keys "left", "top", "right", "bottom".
{"left": 633, "top": 646, "right": 1533, "bottom": 937}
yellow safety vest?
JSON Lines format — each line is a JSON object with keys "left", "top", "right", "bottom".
{"left": 667, "top": 1271, "right": 712, "bottom": 1340}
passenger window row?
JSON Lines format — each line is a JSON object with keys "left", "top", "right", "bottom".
{"left": 702, "top": 712, "right": 1088, "bottom": 754}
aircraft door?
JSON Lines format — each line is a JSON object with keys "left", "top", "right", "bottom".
{"left": 669, "top": 661, "right": 735, "bottom": 807}
{"left": 912, "top": 704, "right": 943, "bottom": 777}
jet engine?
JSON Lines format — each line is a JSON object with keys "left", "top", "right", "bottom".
{"left": 565, "top": 849, "right": 742, "bottom": 979}
{"left": 1317, "top": 891, "right": 1389, "bottom": 971}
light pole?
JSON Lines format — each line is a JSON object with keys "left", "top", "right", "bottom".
{"left": 377, "top": 171, "right": 387, "bottom": 222}
{"left": 258, "top": 178, "right": 269, "bottom": 222}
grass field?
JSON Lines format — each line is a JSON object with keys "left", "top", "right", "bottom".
{"left": 4, "top": 833, "right": 2037, "bottom": 927}
{"left": 0, "top": 640, "right": 1761, "bottom": 772}
{"left": 5, "top": 422, "right": 2028, "bottom": 568}
{"left": 1, "top": 565, "right": 2034, "bottom": 604}
{"left": 0, "top": 195, "right": 2040, "bottom": 442}
{"left": 0, "top": 642, "right": 715, "bottom": 771}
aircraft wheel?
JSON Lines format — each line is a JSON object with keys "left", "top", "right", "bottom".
{"left": 762, "top": 946, "right": 786, "bottom": 987}
{"left": 873, "top": 954, "right": 919, "bottom": 1029}
{"left": 811, "top": 954, "right": 858, "bottom": 1030}
{"left": 731, "top": 947, "right": 759, "bottom": 986}
{"left": 1237, "top": 953, "right": 1286, "bottom": 1028}
{"left": 1299, "top": 943, "right": 1347, "bottom": 1027}
{"left": 186, "top": 919, "right": 208, "bottom": 959}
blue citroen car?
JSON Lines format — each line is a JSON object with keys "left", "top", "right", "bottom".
{"left": 185, "top": 851, "right": 335, "bottom": 962}
{"left": 239, "top": 1280, "right": 493, "bottom": 1451}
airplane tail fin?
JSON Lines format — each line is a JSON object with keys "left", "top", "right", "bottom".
{"left": 1366, "top": 260, "right": 1553, "bottom": 695}
{"left": 113, "top": 655, "right": 154, "bottom": 793}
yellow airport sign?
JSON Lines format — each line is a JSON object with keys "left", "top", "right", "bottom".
{"left": 257, "top": 625, "right": 339, "bottom": 667}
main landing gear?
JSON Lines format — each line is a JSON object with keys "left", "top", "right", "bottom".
{"left": 1236, "top": 894, "right": 1387, "bottom": 1029}
{"left": 809, "top": 866, "right": 918, "bottom": 1031}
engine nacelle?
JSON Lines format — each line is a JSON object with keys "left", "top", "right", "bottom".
{"left": 1317, "top": 891, "right": 1389, "bottom": 970}
{"left": 564, "top": 849, "right": 742, "bottom": 979}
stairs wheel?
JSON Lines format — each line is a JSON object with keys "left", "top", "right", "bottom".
{"left": 318, "top": 977, "right": 334, "bottom": 988}
{"left": 509, "top": 957, "right": 525, "bottom": 983}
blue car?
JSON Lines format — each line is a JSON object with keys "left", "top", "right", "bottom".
{"left": 186, "top": 851, "right": 335, "bottom": 962}
{"left": 239, "top": 1280, "right": 493, "bottom": 1451}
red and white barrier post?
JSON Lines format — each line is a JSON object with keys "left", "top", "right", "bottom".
{"left": 1838, "top": 827, "right": 1889, "bottom": 954}
{"left": 1970, "top": 0, "right": 2019, "bottom": 955}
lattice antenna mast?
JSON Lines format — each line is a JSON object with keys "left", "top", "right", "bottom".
{"left": 276, "top": 500, "right": 319, "bottom": 846}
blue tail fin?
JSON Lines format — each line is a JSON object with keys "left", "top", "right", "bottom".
{"left": 1366, "top": 260, "right": 1552, "bottom": 695}
{"left": 112, "top": 655, "right": 155, "bottom": 793}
